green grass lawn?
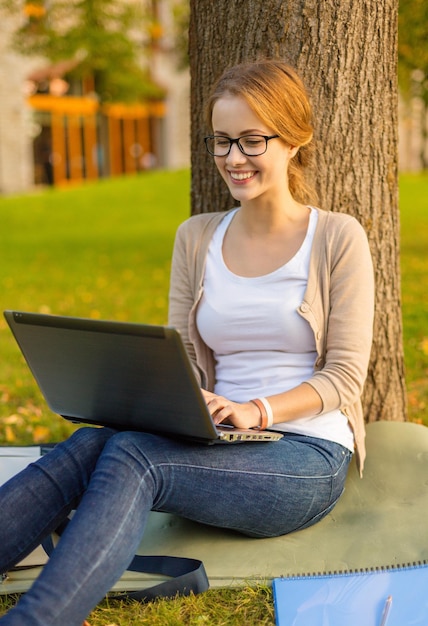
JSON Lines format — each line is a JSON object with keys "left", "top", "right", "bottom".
{"left": 0, "top": 170, "right": 427, "bottom": 624}
{"left": 399, "top": 173, "right": 428, "bottom": 422}
{"left": 0, "top": 171, "right": 190, "bottom": 444}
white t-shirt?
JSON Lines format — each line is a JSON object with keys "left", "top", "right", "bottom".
{"left": 196, "top": 208, "right": 354, "bottom": 451}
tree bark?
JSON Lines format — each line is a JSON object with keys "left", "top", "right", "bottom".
{"left": 189, "top": 0, "right": 406, "bottom": 422}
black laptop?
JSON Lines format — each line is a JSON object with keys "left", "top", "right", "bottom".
{"left": 4, "top": 311, "right": 282, "bottom": 444}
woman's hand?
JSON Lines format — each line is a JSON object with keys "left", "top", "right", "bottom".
{"left": 201, "top": 389, "right": 262, "bottom": 429}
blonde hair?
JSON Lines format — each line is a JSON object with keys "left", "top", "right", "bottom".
{"left": 206, "top": 59, "right": 317, "bottom": 205}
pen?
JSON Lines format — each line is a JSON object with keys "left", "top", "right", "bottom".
{"left": 379, "top": 595, "right": 392, "bottom": 626}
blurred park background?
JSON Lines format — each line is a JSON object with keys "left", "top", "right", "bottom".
{"left": 0, "top": 0, "right": 190, "bottom": 194}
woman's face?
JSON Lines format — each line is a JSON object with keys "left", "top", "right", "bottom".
{"left": 211, "top": 95, "right": 297, "bottom": 206}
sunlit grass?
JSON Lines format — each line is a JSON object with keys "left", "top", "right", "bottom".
{"left": 400, "top": 173, "right": 428, "bottom": 422}
{"left": 0, "top": 171, "right": 189, "bottom": 444}
{"left": 1, "top": 584, "right": 276, "bottom": 625}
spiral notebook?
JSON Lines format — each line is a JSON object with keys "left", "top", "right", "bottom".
{"left": 273, "top": 561, "right": 428, "bottom": 625}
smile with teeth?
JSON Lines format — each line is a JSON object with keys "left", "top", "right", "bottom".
{"left": 229, "top": 171, "right": 256, "bottom": 181}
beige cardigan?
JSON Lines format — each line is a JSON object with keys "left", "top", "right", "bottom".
{"left": 168, "top": 208, "right": 374, "bottom": 475}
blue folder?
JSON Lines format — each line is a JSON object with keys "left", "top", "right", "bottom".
{"left": 273, "top": 562, "right": 428, "bottom": 625}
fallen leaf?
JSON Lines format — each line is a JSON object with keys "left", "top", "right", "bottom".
{"left": 33, "top": 425, "right": 51, "bottom": 443}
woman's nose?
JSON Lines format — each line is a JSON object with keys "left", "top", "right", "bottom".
{"left": 225, "top": 142, "right": 247, "bottom": 165}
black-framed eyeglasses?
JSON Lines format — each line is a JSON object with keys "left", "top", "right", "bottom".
{"left": 204, "top": 134, "right": 280, "bottom": 157}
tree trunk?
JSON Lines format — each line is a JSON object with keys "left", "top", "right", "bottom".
{"left": 189, "top": 0, "right": 406, "bottom": 422}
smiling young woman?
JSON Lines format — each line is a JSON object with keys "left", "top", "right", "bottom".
{"left": 205, "top": 60, "right": 317, "bottom": 206}
{"left": 0, "top": 59, "right": 374, "bottom": 626}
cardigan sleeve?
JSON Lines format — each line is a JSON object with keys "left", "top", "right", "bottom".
{"left": 167, "top": 219, "right": 200, "bottom": 379}
{"left": 303, "top": 214, "right": 375, "bottom": 412}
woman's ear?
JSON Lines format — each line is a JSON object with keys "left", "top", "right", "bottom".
{"left": 289, "top": 145, "right": 300, "bottom": 158}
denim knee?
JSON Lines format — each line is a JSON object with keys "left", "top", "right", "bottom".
{"left": 61, "top": 426, "right": 116, "bottom": 451}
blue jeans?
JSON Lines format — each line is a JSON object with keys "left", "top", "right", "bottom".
{"left": 0, "top": 427, "right": 351, "bottom": 625}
